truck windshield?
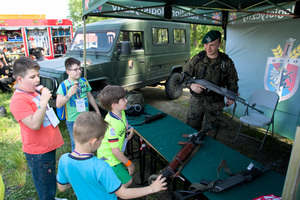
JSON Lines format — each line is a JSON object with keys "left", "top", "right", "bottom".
{"left": 70, "top": 31, "right": 116, "bottom": 52}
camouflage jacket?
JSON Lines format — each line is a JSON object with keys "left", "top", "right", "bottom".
{"left": 183, "top": 50, "right": 239, "bottom": 101}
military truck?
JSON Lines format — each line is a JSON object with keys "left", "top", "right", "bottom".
{"left": 38, "top": 19, "right": 190, "bottom": 107}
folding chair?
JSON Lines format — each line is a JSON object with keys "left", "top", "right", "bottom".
{"left": 235, "top": 90, "right": 279, "bottom": 150}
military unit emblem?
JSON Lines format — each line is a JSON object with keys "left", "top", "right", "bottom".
{"left": 264, "top": 38, "right": 300, "bottom": 101}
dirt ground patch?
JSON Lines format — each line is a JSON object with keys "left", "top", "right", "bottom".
{"left": 129, "top": 85, "right": 293, "bottom": 200}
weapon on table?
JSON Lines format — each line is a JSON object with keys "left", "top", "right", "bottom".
{"left": 148, "top": 130, "right": 207, "bottom": 184}
{"left": 173, "top": 160, "right": 281, "bottom": 200}
{"left": 182, "top": 74, "right": 263, "bottom": 114}
{"left": 130, "top": 112, "right": 167, "bottom": 126}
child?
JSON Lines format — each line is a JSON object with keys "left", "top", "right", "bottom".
{"left": 10, "top": 57, "right": 65, "bottom": 200}
{"left": 97, "top": 85, "right": 135, "bottom": 187}
{"left": 56, "top": 57, "right": 100, "bottom": 151}
{"left": 57, "top": 112, "right": 167, "bottom": 199}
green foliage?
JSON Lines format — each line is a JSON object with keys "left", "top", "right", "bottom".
{"left": 190, "top": 46, "right": 202, "bottom": 58}
{"left": 0, "top": 92, "right": 77, "bottom": 199}
{"left": 67, "top": 0, "right": 111, "bottom": 29}
{"left": 190, "top": 24, "right": 225, "bottom": 52}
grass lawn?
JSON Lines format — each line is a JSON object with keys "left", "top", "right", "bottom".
{"left": 0, "top": 92, "right": 77, "bottom": 199}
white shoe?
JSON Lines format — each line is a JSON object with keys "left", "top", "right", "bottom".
{"left": 55, "top": 197, "right": 68, "bottom": 200}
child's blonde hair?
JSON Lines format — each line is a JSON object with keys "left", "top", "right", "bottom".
{"left": 73, "top": 112, "right": 108, "bottom": 144}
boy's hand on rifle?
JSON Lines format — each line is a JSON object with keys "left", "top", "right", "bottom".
{"left": 149, "top": 174, "right": 167, "bottom": 193}
{"left": 191, "top": 83, "right": 206, "bottom": 94}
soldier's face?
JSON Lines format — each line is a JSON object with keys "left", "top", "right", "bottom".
{"left": 204, "top": 39, "right": 222, "bottom": 58}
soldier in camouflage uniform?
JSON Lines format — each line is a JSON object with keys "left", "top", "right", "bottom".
{"left": 183, "top": 30, "right": 239, "bottom": 139}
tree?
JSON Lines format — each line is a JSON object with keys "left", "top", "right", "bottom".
{"left": 67, "top": 0, "right": 110, "bottom": 29}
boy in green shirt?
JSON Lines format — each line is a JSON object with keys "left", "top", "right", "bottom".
{"left": 56, "top": 57, "right": 100, "bottom": 151}
{"left": 97, "top": 85, "right": 134, "bottom": 188}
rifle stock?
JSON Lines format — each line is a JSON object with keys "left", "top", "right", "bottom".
{"left": 186, "top": 78, "right": 264, "bottom": 114}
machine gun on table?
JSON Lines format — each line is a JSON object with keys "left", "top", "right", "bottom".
{"left": 173, "top": 160, "right": 281, "bottom": 200}
{"left": 130, "top": 112, "right": 167, "bottom": 126}
{"left": 147, "top": 130, "right": 207, "bottom": 184}
{"left": 183, "top": 75, "right": 264, "bottom": 114}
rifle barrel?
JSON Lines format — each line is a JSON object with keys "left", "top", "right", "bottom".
{"left": 187, "top": 78, "right": 264, "bottom": 114}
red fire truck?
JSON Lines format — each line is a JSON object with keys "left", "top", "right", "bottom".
{"left": 0, "top": 18, "right": 73, "bottom": 62}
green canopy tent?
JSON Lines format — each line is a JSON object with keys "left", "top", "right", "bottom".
{"left": 81, "top": 1, "right": 300, "bottom": 198}
{"left": 82, "top": 0, "right": 299, "bottom": 29}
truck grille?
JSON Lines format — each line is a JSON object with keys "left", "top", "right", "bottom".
{"left": 39, "top": 75, "right": 59, "bottom": 97}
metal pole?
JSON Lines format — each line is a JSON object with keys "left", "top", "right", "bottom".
{"left": 281, "top": 126, "right": 300, "bottom": 199}
{"left": 83, "top": 16, "right": 87, "bottom": 79}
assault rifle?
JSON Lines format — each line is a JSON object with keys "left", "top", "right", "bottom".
{"left": 130, "top": 112, "right": 167, "bottom": 126}
{"left": 148, "top": 130, "right": 207, "bottom": 184}
{"left": 183, "top": 76, "right": 263, "bottom": 114}
{"left": 173, "top": 160, "right": 281, "bottom": 200}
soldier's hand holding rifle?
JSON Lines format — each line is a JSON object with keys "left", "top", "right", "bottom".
{"left": 190, "top": 83, "right": 206, "bottom": 94}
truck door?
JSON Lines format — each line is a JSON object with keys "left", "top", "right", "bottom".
{"left": 116, "top": 31, "right": 145, "bottom": 90}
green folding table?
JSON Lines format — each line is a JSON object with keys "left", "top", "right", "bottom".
{"left": 128, "top": 104, "right": 285, "bottom": 200}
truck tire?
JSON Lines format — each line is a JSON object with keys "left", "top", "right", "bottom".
{"left": 91, "top": 90, "right": 108, "bottom": 117}
{"left": 165, "top": 72, "right": 183, "bottom": 100}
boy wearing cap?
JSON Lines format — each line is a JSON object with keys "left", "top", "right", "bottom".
{"left": 182, "top": 30, "right": 239, "bottom": 139}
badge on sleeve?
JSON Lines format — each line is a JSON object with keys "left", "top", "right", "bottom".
{"left": 110, "top": 128, "right": 116, "bottom": 136}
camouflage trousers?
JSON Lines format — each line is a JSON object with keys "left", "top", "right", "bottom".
{"left": 186, "top": 95, "right": 225, "bottom": 139}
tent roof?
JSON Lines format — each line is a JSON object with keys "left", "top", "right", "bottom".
{"left": 83, "top": 0, "right": 299, "bottom": 25}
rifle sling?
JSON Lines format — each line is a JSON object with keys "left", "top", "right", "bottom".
{"left": 230, "top": 102, "right": 237, "bottom": 119}
{"left": 188, "top": 159, "right": 234, "bottom": 192}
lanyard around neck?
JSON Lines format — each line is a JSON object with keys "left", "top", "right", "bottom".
{"left": 110, "top": 111, "right": 128, "bottom": 131}
{"left": 73, "top": 149, "right": 94, "bottom": 157}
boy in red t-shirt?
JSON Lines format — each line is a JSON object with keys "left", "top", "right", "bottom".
{"left": 10, "top": 57, "right": 65, "bottom": 200}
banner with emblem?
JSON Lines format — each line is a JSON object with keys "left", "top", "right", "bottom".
{"left": 226, "top": 18, "right": 300, "bottom": 140}
{"left": 265, "top": 57, "right": 300, "bottom": 101}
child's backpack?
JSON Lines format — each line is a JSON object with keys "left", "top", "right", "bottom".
{"left": 56, "top": 81, "right": 68, "bottom": 120}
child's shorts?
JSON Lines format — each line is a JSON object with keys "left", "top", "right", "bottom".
{"left": 112, "top": 163, "right": 132, "bottom": 184}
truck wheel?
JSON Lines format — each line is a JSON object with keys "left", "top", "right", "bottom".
{"left": 91, "top": 90, "right": 108, "bottom": 117}
{"left": 165, "top": 72, "right": 183, "bottom": 100}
